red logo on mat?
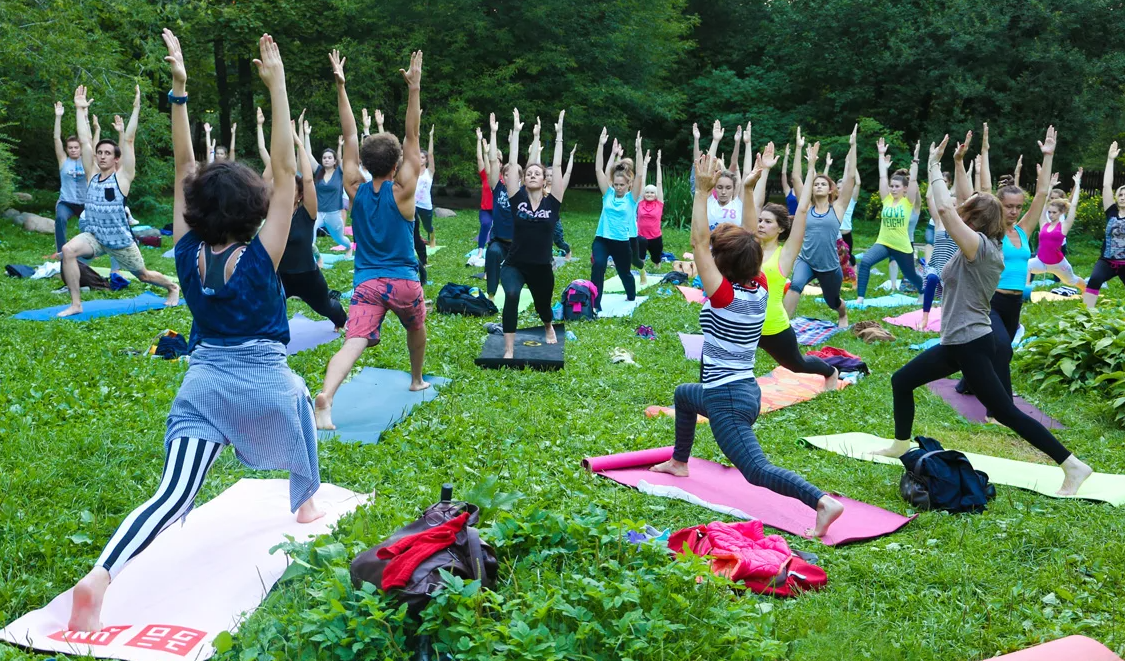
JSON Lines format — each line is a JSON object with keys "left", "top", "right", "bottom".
{"left": 124, "top": 625, "right": 206, "bottom": 656}
{"left": 48, "top": 625, "right": 130, "bottom": 645}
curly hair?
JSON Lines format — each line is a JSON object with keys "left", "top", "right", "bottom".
{"left": 182, "top": 161, "right": 271, "bottom": 246}
{"left": 761, "top": 203, "right": 791, "bottom": 241}
{"left": 710, "top": 224, "right": 763, "bottom": 284}
{"left": 360, "top": 134, "right": 403, "bottom": 179}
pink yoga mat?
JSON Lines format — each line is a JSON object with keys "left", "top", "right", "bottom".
{"left": 884, "top": 307, "right": 941, "bottom": 332}
{"left": 987, "top": 636, "right": 1121, "bottom": 660}
{"left": 679, "top": 333, "right": 703, "bottom": 360}
{"left": 928, "top": 378, "right": 1065, "bottom": 429}
{"left": 330, "top": 243, "right": 355, "bottom": 252}
{"left": 583, "top": 448, "right": 915, "bottom": 546}
{"left": 286, "top": 312, "right": 339, "bottom": 355}
{"left": 344, "top": 226, "right": 353, "bottom": 236}
{"left": 678, "top": 286, "right": 707, "bottom": 304}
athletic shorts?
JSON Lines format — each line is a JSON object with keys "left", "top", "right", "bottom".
{"left": 73, "top": 232, "right": 145, "bottom": 273}
{"left": 346, "top": 277, "right": 426, "bottom": 344}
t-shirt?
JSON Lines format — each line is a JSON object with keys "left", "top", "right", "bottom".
{"left": 941, "top": 232, "right": 1004, "bottom": 346}
{"left": 352, "top": 179, "right": 419, "bottom": 285}
{"left": 596, "top": 189, "right": 638, "bottom": 241}
{"left": 799, "top": 206, "right": 841, "bottom": 271}
{"left": 59, "top": 158, "right": 85, "bottom": 205}
{"left": 707, "top": 195, "right": 742, "bottom": 230}
{"left": 491, "top": 183, "right": 514, "bottom": 241}
{"left": 279, "top": 206, "right": 318, "bottom": 274}
{"left": 1103, "top": 204, "right": 1125, "bottom": 261}
{"left": 877, "top": 195, "right": 913, "bottom": 253}
{"left": 479, "top": 169, "right": 493, "bottom": 211}
{"left": 636, "top": 199, "right": 664, "bottom": 239}
{"left": 761, "top": 247, "right": 790, "bottom": 336}
{"left": 506, "top": 188, "right": 560, "bottom": 266}
{"left": 415, "top": 169, "right": 434, "bottom": 210}
{"left": 315, "top": 167, "right": 344, "bottom": 213}
{"left": 997, "top": 227, "right": 1030, "bottom": 291}
{"left": 700, "top": 274, "right": 769, "bottom": 388}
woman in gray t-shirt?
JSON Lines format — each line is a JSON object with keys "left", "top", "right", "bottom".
{"left": 872, "top": 135, "right": 1092, "bottom": 497}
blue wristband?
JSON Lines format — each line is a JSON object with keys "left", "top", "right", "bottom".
{"left": 167, "top": 90, "right": 188, "bottom": 105}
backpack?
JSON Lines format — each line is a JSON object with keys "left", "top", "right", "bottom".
{"left": 899, "top": 436, "right": 996, "bottom": 513}
{"left": 660, "top": 271, "right": 689, "bottom": 286}
{"left": 436, "top": 283, "right": 498, "bottom": 317}
{"left": 561, "top": 279, "right": 598, "bottom": 321}
{"left": 350, "top": 498, "right": 498, "bottom": 615}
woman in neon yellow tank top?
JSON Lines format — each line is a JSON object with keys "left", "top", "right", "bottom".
{"left": 747, "top": 142, "right": 838, "bottom": 392}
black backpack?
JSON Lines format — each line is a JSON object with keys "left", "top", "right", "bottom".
{"left": 899, "top": 436, "right": 996, "bottom": 513}
{"left": 560, "top": 279, "right": 598, "bottom": 321}
{"left": 436, "top": 283, "right": 498, "bottom": 317}
{"left": 661, "top": 271, "right": 689, "bottom": 285}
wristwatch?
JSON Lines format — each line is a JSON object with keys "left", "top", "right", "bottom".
{"left": 167, "top": 91, "right": 189, "bottom": 105}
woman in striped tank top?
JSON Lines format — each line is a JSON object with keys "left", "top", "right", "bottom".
{"left": 650, "top": 153, "right": 844, "bottom": 540}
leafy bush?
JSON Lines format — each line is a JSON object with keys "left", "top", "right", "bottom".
{"left": 662, "top": 166, "right": 693, "bottom": 230}
{"left": 0, "top": 122, "right": 15, "bottom": 213}
{"left": 1017, "top": 306, "right": 1125, "bottom": 424}
{"left": 1073, "top": 191, "right": 1105, "bottom": 238}
{"left": 227, "top": 504, "right": 786, "bottom": 661}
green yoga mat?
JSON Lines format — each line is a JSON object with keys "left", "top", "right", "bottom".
{"left": 426, "top": 245, "right": 444, "bottom": 256}
{"left": 491, "top": 287, "right": 533, "bottom": 314}
{"left": 801, "top": 432, "right": 1125, "bottom": 507}
{"left": 603, "top": 273, "right": 659, "bottom": 294}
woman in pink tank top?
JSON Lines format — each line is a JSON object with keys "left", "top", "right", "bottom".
{"left": 1027, "top": 170, "right": 1086, "bottom": 288}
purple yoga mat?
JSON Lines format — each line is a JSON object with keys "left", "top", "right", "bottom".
{"left": 583, "top": 447, "right": 915, "bottom": 546}
{"left": 679, "top": 333, "right": 703, "bottom": 360}
{"left": 286, "top": 313, "right": 340, "bottom": 355}
{"left": 927, "top": 378, "right": 1065, "bottom": 429}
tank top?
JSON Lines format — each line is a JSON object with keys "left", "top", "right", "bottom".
{"left": 314, "top": 167, "right": 344, "bottom": 213}
{"left": 59, "top": 158, "right": 85, "bottom": 205}
{"left": 415, "top": 169, "right": 434, "bottom": 210}
{"left": 352, "top": 179, "right": 419, "bottom": 285}
{"left": 800, "top": 205, "right": 842, "bottom": 271}
{"left": 997, "top": 226, "right": 1030, "bottom": 291}
{"left": 83, "top": 172, "right": 134, "bottom": 249}
{"left": 876, "top": 195, "right": 913, "bottom": 254}
{"left": 761, "top": 247, "right": 790, "bottom": 336}
{"left": 1037, "top": 221, "right": 1066, "bottom": 265}
{"left": 707, "top": 195, "right": 742, "bottom": 230}
{"left": 636, "top": 200, "right": 664, "bottom": 239}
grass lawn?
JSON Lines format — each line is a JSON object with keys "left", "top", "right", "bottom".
{"left": 1, "top": 189, "right": 1123, "bottom": 660}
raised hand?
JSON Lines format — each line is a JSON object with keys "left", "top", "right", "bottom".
{"left": 760, "top": 141, "right": 778, "bottom": 169}
{"left": 532, "top": 116, "right": 541, "bottom": 139}
{"left": 849, "top": 123, "right": 857, "bottom": 146}
{"left": 475, "top": 126, "right": 483, "bottom": 141}
{"left": 554, "top": 109, "right": 565, "bottom": 134}
{"left": 203, "top": 122, "right": 212, "bottom": 133}
{"left": 54, "top": 101, "right": 64, "bottom": 117}
{"left": 1050, "top": 171, "right": 1060, "bottom": 188}
{"left": 806, "top": 140, "right": 821, "bottom": 166}
{"left": 913, "top": 140, "right": 921, "bottom": 161}
{"left": 742, "top": 121, "right": 752, "bottom": 144}
{"left": 598, "top": 126, "right": 608, "bottom": 145}
{"left": 1074, "top": 168, "right": 1084, "bottom": 185}
{"left": 112, "top": 115, "right": 124, "bottom": 132}
{"left": 329, "top": 49, "right": 346, "bottom": 85}
{"left": 876, "top": 136, "right": 888, "bottom": 156}
{"left": 824, "top": 152, "right": 833, "bottom": 171}
{"left": 657, "top": 149, "right": 662, "bottom": 165}
{"left": 981, "top": 122, "right": 990, "bottom": 150}
{"left": 231, "top": 122, "right": 237, "bottom": 135}
{"left": 337, "top": 134, "right": 344, "bottom": 151}
{"left": 1039, "top": 125, "right": 1057, "bottom": 156}
{"left": 252, "top": 34, "right": 285, "bottom": 88}
{"left": 796, "top": 126, "right": 805, "bottom": 150}
{"left": 785, "top": 143, "right": 791, "bottom": 159}
{"left": 375, "top": 109, "right": 385, "bottom": 129}
{"left": 711, "top": 119, "right": 724, "bottom": 143}
{"left": 512, "top": 108, "right": 524, "bottom": 132}
{"left": 257, "top": 107, "right": 265, "bottom": 125}
{"left": 297, "top": 108, "right": 306, "bottom": 134}
{"left": 399, "top": 50, "right": 423, "bottom": 90}
{"left": 742, "top": 154, "right": 765, "bottom": 189}
{"left": 74, "top": 85, "right": 92, "bottom": 111}
{"left": 695, "top": 154, "right": 722, "bottom": 193}
{"left": 692, "top": 123, "right": 700, "bottom": 140}
{"left": 91, "top": 115, "right": 100, "bottom": 131}
{"left": 133, "top": 84, "right": 141, "bottom": 108}
{"left": 1109, "top": 141, "right": 1120, "bottom": 160}
{"left": 429, "top": 124, "right": 435, "bottom": 140}
{"left": 954, "top": 130, "right": 973, "bottom": 162}
{"left": 161, "top": 29, "right": 187, "bottom": 85}
{"left": 929, "top": 134, "right": 949, "bottom": 168}
{"left": 303, "top": 119, "right": 311, "bottom": 137}
{"left": 733, "top": 125, "right": 742, "bottom": 145}
{"left": 489, "top": 112, "right": 498, "bottom": 134}
{"left": 644, "top": 149, "right": 652, "bottom": 165}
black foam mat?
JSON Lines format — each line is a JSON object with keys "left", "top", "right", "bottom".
{"left": 475, "top": 324, "right": 565, "bottom": 371}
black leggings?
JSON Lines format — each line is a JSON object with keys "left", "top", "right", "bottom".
{"left": 486, "top": 239, "right": 510, "bottom": 297}
{"left": 842, "top": 231, "right": 855, "bottom": 266}
{"left": 280, "top": 270, "right": 348, "bottom": 328}
{"left": 591, "top": 236, "right": 639, "bottom": 309}
{"left": 637, "top": 235, "right": 664, "bottom": 265}
{"left": 892, "top": 334, "right": 1071, "bottom": 464}
{"left": 414, "top": 218, "right": 428, "bottom": 284}
{"left": 956, "top": 291, "right": 1022, "bottom": 403}
{"left": 500, "top": 263, "right": 554, "bottom": 333}
{"left": 758, "top": 327, "right": 836, "bottom": 378}
{"left": 1088, "top": 258, "right": 1125, "bottom": 294}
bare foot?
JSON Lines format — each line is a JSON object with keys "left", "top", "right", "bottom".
{"left": 806, "top": 495, "right": 845, "bottom": 539}
{"left": 296, "top": 499, "right": 326, "bottom": 523}
{"left": 68, "top": 567, "right": 110, "bottom": 633}
{"left": 1057, "top": 456, "right": 1093, "bottom": 496}
{"left": 502, "top": 349, "right": 514, "bottom": 359}
{"left": 640, "top": 272, "right": 649, "bottom": 286}
{"left": 837, "top": 311, "right": 849, "bottom": 328}
{"left": 313, "top": 393, "right": 335, "bottom": 430}
{"left": 649, "top": 459, "right": 690, "bottom": 477}
{"left": 823, "top": 368, "right": 839, "bottom": 392}
{"left": 869, "top": 439, "right": 913, "bottom": 458}
{"left": 409, "top": 379, "right": 432, "bottom": 392}
{"left": 544, "top": 326, "right": 558, "bottom": 345}
{"left": 57, "top": 304, "right": 83, "bottom": 318}
{"left": 918, "top": 313, "right": 930, "bottom": 332}
{"left": 164, "top": 284, "right": 180, "bottom": 307}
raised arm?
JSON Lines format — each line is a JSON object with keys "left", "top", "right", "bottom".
{"left": 562, "top": 143, "right": 577, "bottom": 189}
{"left": 550, "top": 110, "right": 568, "bottom": 203}
{"left": 834, "top": 124, "right": 858, "bottom": 218}
{"left": 253, "top": 34, "right": 297, "bottom": 267}
{"left": 91, "top": 115, "right": 101, "bottom": 149}
{"left": 229, "top": 123, "right": 237, "bottom": 161}
{"left": 729, "top": 125, "right": 743, "bottom": 188}
{"left": 1062, "top": 169, "right": 1083, "bottom": 235}
{"left": 475, "top": 126, "right": 485, "bottom": 172}
{"left": 823, "top": 152, "right": 833, "bottom": 178}
{"left": 781, "top": 144, "right": 791, "bottom": 195}
{"left": 929, "top": 135, "right": 981, "bottom": 260}
{"left": 876, "top": 137, "right": 891, "bottom": 198}
{"left": 632, "top": 132, "right": 645, "bottom": 200}
{"left": 792, "top": 127, "right": 805, "bottom": 200}
{"left": 375, "top": 109, "right": 385, "bottom": 134}
{"left": 656, "top": 150, "right": 664, "bottom": 203}
{"left": 53, "top": 102, "right": 66, "bottom": 167}
{"left": 1013, "top": 154, "right": 1023, "bottom": 189}
{"left": 972, "top": 155, "right": 981, "bottom": 192}
{"left": 162, "top": 30, "right": 194, "bottom": 246}
{"left": 527, "top": 116, "right": 541, "bottom": 164}
{"left": 487, "top": 112, "right": 501, "bottom": 189}
{"left": 1019, "top": 126, "right": 1056, "bottom": 234}
{"left": 204, "top": 122, "right": 214, "bottom": 164}
{"left": 953, "top": 131, "right": 973, "bottom": 204}
{"left": 296, "top": 120, "right": 317, "bottom": 217}
{"left": 1104, "top": 141, "right": 1119, "bottom": 211}
{"left": 329, "top": 50, "right": 364, "bottom": 201}
{"left": 692, "top": 154, "right": 724, "bottom": 297}
{"left": 692, "top": 123, "right": 700, "bottom": 164}
{"left": 781, "top": 142, "right": 819, "bottom": 272}
{"left": 506, "top": 108, "right": 523, "bottom": 198}
{"left": 361, "top": 108, "right": 371, "bottom": 138}
{"left": 256, "top": 107, "right": 272, "bottom": 181}
{"left": 73, "top": 86, "right": 95, "bottom": 183}
{"left": 594, "top": 127, "right": 609, "bottom": 194}
{"left": 979, "top": 123, "right": 992, "bottom": 193}
{"left": 302, "top": 120, "right": 316, "bottom": 175}
{"left": 740, "top": 155, "right": 764, "bottom": 235}
{"left": 426, "top": 124, "right": 435, "bottom": 175}
{"left": 925, "top": 182, "right": 943, "bottom": 232}
{"left": 753, "top": 141, "right": 777, "bottom": 211}
{"left": 906, "top": 141, "right": 920, "bottom": 205}
{"left": 116, "top": 85, "right": 141, "bottom": 195}
{"left": 707, "top": 120, "right": 723, "bottom": 159}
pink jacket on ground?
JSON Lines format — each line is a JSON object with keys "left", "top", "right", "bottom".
{"left": 668, "top": 519, "right": 792, "bottom": 582}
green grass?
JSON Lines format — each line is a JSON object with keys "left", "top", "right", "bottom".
{"left": 1, "top": 190, "right": 1124, "bottom": 660}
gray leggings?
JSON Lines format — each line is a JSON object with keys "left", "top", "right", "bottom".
{"left": 672, "top": 378, "right": 825, "bottom": 509}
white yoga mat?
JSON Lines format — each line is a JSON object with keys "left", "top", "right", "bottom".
{"left": 1, "top": 479, "right": 367, "bottom": 661}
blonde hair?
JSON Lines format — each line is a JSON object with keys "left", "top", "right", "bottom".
{"left": 1048, "top": 198, "right": 1070, "bottom": 212}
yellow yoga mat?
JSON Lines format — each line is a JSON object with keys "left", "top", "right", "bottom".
{"left": 602, "top": 274, "right": 659, "bottom": 294}
{"left": 801, "top": 432, "right": 1125, "bottom": 507}
{"left": 1030, "top": 291, "right": 1080, "bottom": 303}
{"left": 491, "top": 287, "right": 534, "bottom": 314}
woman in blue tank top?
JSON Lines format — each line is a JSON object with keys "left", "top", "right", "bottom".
{"left": 53, "top": 101, "right": 86, "bottom": 253}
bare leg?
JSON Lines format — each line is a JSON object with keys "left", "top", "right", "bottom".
{"left": 406, "top": 326, "right": 430, "bottom": 391}
{"left": 649, "top": 458, "right": 689, "bottom": 477}
{"left": 823, "top": 367, "right": 839, "bottom": 393}
{"left": 69, "top": 567, "right": 111, "bottom": 632}
{"left": 503, "top": 332, "right": 515, "bottom": 360}
{"left": 639, "top": 268, "right": 648, "bottom": 286}
{"left": 314, "top": 337, "right": 368, "bottom": 430}
{"left": 1058, "top": 455, "right": 1093, "bottom": 496}
{"left": 57, "top": 240, "right": 93, "bottom": 317}
{"left": 836, "top": 301, "right": 848, "bottom": 328}
{"left": 807, "top": 495, "right": 845, "bottom": 538}
{"left": 136, "top": 269, "right": 180, "bottom": 306}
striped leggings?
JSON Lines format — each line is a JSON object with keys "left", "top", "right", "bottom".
{"left": 672, "top": 379, "right": 825, "bottom": 509}
{"left": 95, "top": 437, "right": 222, "bottom": 579}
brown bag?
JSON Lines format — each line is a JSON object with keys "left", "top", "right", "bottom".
{"left": 350, "top": 500, "right": 498, "bottom": 614}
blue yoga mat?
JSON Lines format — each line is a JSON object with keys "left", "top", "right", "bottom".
{"left": 12, "top": 292, "right": 183, "bottom": 321}
{"left": 318, "top": 367, "right": 450, "bottom": 444}
{"left": 320, "top": 253, "right": 353, "bottom": 269}
{"left": 826, "top": 293, "right": 917, "bottom": 309}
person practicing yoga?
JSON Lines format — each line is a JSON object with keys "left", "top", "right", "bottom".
{"left": 315, "top": 48, "right": 429, "bottom": 431}
{"left": 474, "top": 127, "right": 493, "bottom": 260}
{"left": 705, "top": 123, "right": 749, "bottom": 231}
{"left": 636, "top": 149, "right": 665, "bottom": 285}
{"left": 312, "top": 141, "right": 353, "bottom": 257}
{"left": 855, "top": 138, "right": 924, "bottom": 306}
{"left": 1086, "top": 141, "right": 1125, "bottom": 309}
{"left": 486, "top": 113, "right": 519, "bottom": 300}
{"left": 873, "top": 135, "right": 1092, "bottom": 496}
{"left": 279, "top": 114, "right": 347, "bottom": 329}
{"left": 545, "top": 161, "right": 574, "bottom": 259}
{"left": 204, "top": 121, "right": 236, "bottom": 162}
{"left": 781, "top": 142, "right": 800, "bottom": 216}
{"left": 918, "top": 174, "right": 959, "bottom": 332}
{"left": 782, "top": 124, "right": 857, "bottom": 328}
{"left": 52, "top": 102, "right": 88, "bottom": 254}
{"left": 649, "top": 153, "right": 844, "bottom": 539}
{"left": 1027, "top": 170, "right": 1086, "bottom": 289}
{"left": 590, "top": 128, "right": 644, "bottom": 312}
{"left": 417, "top": 125, "right": 436, "bottom": 247}
{"left": 499, "top": 109, "right": 570, "bottom": 358}
{"left": 839, "top": 168, "right": 860, "bottom": 267}
{"left": 754, "top": 142, "right": 840, "bottom": 391}
{"left": 57, "top": 85, "right": 179, "bottom": 317}
{"left": 66, "top": 31, "right": 323, "bottom": 634}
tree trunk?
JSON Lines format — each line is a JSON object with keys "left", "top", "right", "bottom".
{"left": 214, "top": 36, "right": 230, "bottom": 148}
{"left": 238, "top": 56, "right": 254, "bottom": 159}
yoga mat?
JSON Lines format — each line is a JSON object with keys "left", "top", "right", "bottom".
{"left": 426, "top": 245, "right": 444, "bottom": 256}
{"left": 987, "top": 636, "right": 1121, "bottom": 660}
{"left": 286, "top": 313, "right": 339, "bottom": 355}
{"left": 679, "top": 333, "right": 703, "bottom": 360}
{"left": 803, "top": 284, "right": 823, "bottom": 296}
{"left": 800, "top": 432, "right": 1125, "bottom": 506}
{"left": 599, "top": 294, "right": 647, "bottom": 318}
{"left": 678, "top": 286, "right": 707, "bottom": 304}
{"left": 319, "top": 253, "right": 353, "bottom": 269}
{"left": 884, "top": 307, "right": 942, "bottom": 332}
{"left": 491, "top": 287, "right": 533, "bottom": 314}
{"left": 833, "top": 293, "right": 917, "bottom": 309}
{"left": 582, "top": 447, "right": 915, "bottom": 546}
{"left": 318, "top": 367, "right": 449, "bottom": 444}
{"left": 909, "top": 338, "right": 941, "bottom": 351}
{"left": 0, "top": 479, "right": 366, "bottom": 661}
{"left": 93, "top": 267, "right": 137, "bottom": 281}
{"left": 13, "top": 292, "right": 183, "bottom": 321}
{"left": 344, "top": 225, "right": 353, "bottom": 236}
{"left": 645, "top": 367, "right": 850, "bottom": 422}
{"left": 161, "top": 248, "right": 175, "bottom": 258}
{"left": 476, "top": 324, "right": 565, "bottom": 371}
{"left": 1031, "top": 291, "right": 1080, "bottom": 303}
{"left": 329, "top": 244, "right": 354, "bottom": 252}
{"left": 927, "top": 378, "right": 1065, "bottom": 429}
{"left": 603, "top": 273, "right": 659, "bottom": 294}
{"left": 791, "top": 317, "right": 844, "bottom": 346}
